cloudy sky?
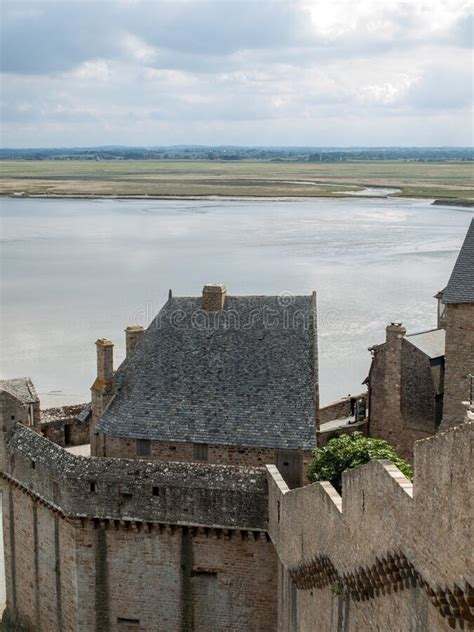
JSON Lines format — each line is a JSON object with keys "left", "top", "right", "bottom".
{"left": 1, "top": 0, "right": 473, "bottom": 147}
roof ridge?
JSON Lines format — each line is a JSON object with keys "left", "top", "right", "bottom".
{"left": 406, "top": 327, "right": 441, "bottom": 337}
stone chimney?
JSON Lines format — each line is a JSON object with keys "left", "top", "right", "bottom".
{"left": 96, "top": 338, "right": 114, "bottom": 384}
{"left": 386, "top": 322, "right": 406, "bottom": 343}
{"left": 91, "top": 338, "right": 114, "bottom": 453}
{"left": 125, "top": 325, "right": 144, "bottom": 357}
{"left": 202, "top": 284, "right": 227, "bottom": 312}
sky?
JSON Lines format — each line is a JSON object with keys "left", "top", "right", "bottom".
{"left": 1, "top": 0, "right": 473, "bottom": 147}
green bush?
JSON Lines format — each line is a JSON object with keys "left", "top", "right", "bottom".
{"left": 308, "top": 432, "right": 412, "bottom": 493}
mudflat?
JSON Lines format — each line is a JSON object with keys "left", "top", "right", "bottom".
{"left": 1, "top": 160, "right": 473, "bottom": 200}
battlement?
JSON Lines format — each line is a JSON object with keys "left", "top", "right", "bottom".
{"left": 267, "top": 422, "right": 473, "bottom": 630}
{"left": 3, "top": 423, "right": 268, "bottom": 532}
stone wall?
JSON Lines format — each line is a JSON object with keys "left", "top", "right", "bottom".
{"left": 99, "top": 435, "right": 313, "bottom": 487}
{"left": 38, "top": 404, "right": 89, "bottom": 447}
{"left": 3, "top": 424, "right": 269, "bottom": 530}
{"left": 442, "top": 303, "right": 474, "bottom": 430}
{"left": 1, "top": 419, "right": 278, "bottom": 632}
{"left": 267, "top": 422, "right": 473, "bottom": 632}
{"left": 2, "top": 484, "right": 77, "bottom": 632}
{"left": 73, "top": 521, "right": 277, "bottom": 632}
{"left": 368, "top": 325, "right": 434, "bottom": 462}
{"left": 317, "top": 392, "right": 366, "bottom": 425}
{"left": 101, "top": 434, "right": 277, "bottom": 466}
{"left": 400, "top": 341, "right": 440, "bottom": 432}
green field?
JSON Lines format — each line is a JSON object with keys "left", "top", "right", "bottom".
{"left": 0, "top": 160, "right": 473, "bottom": 200}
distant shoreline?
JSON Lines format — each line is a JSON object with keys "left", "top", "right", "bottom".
{"left": 2, "top": 193, "right": 474, "bottom": 207}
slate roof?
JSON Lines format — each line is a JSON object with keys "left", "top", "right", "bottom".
{"left": 0, "top": 377, "right": 38, "bottom": 404}
{"left": 406, "top": 329, "right": 445, "bottom": 359}
{"left": 76, "top": 402, "right": 92, "bottom": 423}
{"left": 443, "top": 218, "right": 474, "bottom": 304}
{"left": 98, "top": 294, "right": 318, "bottom": 450}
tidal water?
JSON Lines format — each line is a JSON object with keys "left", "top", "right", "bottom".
{"left": 0, "top": 197, "right": 472, "bottom": 408}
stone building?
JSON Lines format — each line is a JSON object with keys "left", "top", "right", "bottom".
{"left": 367, "top": 218, "right": 474, "bottom": 461}
{"left": 0, "top": 378, "right": 40, "bottom": 427}
{"left": 92, "top": 285, "right": 319, "bottom": 489}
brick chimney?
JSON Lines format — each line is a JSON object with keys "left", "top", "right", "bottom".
{"left": 202, "top": 284, "right": 227, "bottom": 312}
{"left": 125, "top": 325, "right": 144, "bottom": 357}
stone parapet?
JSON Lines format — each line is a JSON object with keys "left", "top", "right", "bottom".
{"left": 268, "top": 422, "right": 473, "bottom": 631}
{"left": 3, "top": 423, "right": 269, "bottom": 532}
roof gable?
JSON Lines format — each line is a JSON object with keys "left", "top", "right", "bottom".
{"left": 0, "top": 377, "right": 38, "bottom": 405}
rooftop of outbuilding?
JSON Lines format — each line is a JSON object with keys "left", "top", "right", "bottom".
{"left": 0, "top": 377, "right": 38, "bottom": 405}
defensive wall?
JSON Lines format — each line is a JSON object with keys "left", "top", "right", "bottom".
{"left": 0, "top": 391, "right": 277, "bottom": 632}
{"left": 267, "top": 421, "right": 473, "bottom": 632}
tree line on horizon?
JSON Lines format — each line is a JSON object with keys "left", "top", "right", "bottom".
{"left": 0, "top": 146, "right": 472, "bottom": 162}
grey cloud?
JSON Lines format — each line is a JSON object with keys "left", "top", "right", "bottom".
{"left": 1, "top": 0, "right": 472, "bottom": 147}
{"left": 1, "top": 2, "right": 122, "bottom": 74}
{"left": 445, "top": 13, "right": 474, "bottom": 48}
{"left": 404, "top": 67, "right": 473, "bottom": 109}
{"left": 1, "top": 0, "right": 303, "bottom": 75}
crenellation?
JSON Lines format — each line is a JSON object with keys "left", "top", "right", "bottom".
{"left": 267, "top": 422, "right": 473, "bottom": 631}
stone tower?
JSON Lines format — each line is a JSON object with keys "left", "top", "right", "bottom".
{"left": 441, "top": 218, "right": 474, "bottom": 430}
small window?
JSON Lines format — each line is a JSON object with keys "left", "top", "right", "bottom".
{"left": 193, "top": 443, "right": 208, "bottom": 462}
{"left": 90, "top": 481, "right": 97, "bottom": 493}
{"left": 136, "top": 439, "right": 151, "bottom": 457}
{"left": 120, "top": 492, "right": 133, "bottom": 500}
{"left": 117, "top": 617, "right": 140, "bottom": 627}
{"left": 152, "top": 487, "right": 160, "bottom": 497}
{"left": 31, "top": 460, "right": 36, "bottom": 469}
{"left": 11, "top": 415, "right": 15, "bottom": 421}
{"left": 191, "top": 568, "right": 217, "bottom": 577}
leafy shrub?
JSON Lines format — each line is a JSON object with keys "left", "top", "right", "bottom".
{"left": 308, "top": 432, "right": 412, "bottom": 493}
